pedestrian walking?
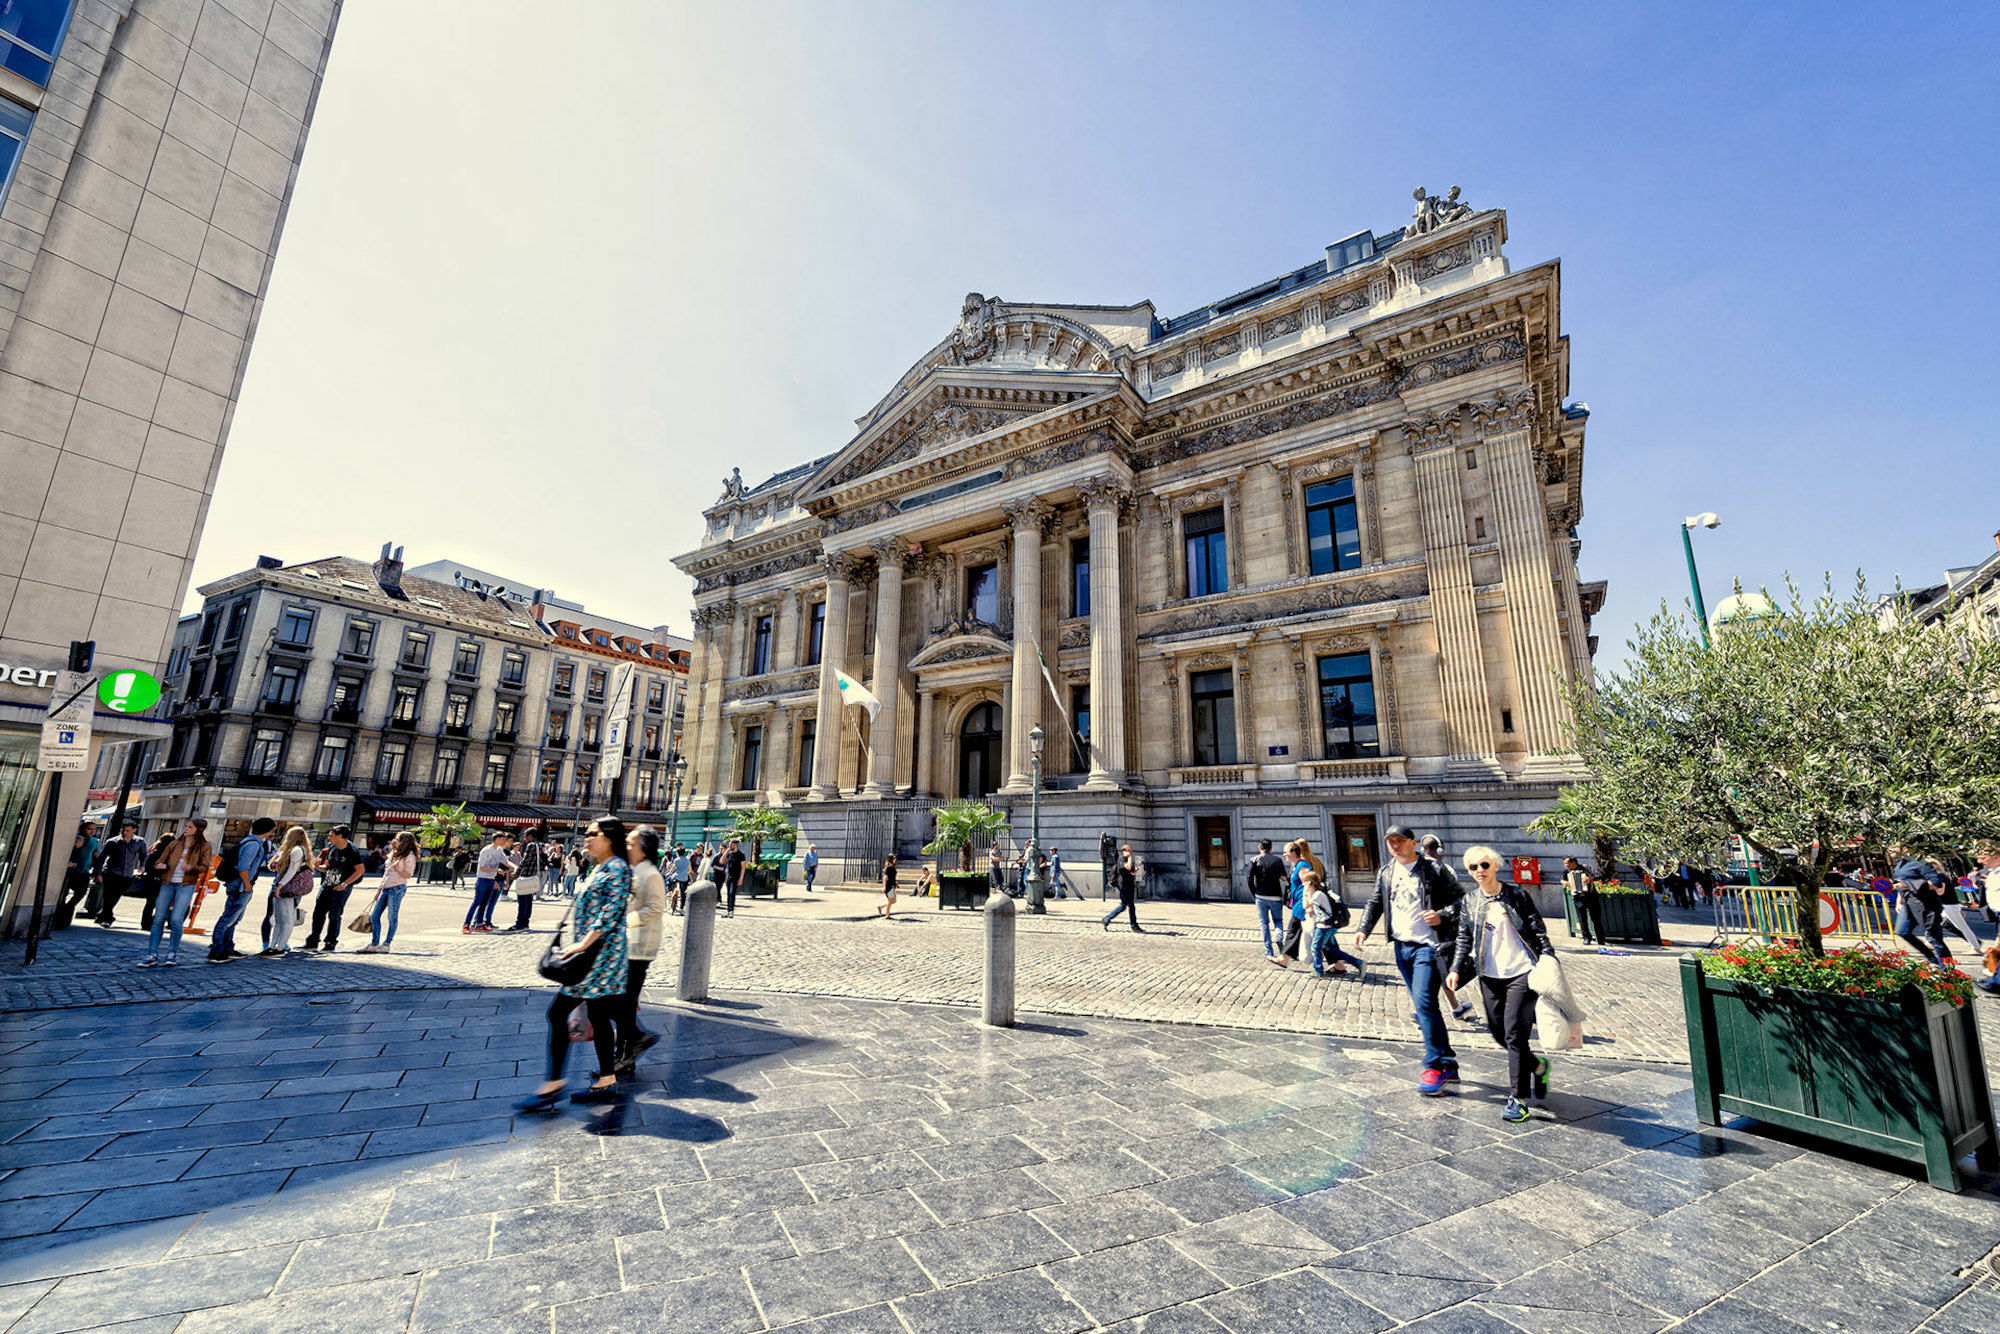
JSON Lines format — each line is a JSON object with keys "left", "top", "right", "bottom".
{"left": 259, "top": 826, "right": 317, "bottom": 956}
{"left": 1355, "top": 824, "right": 1464, "bottom": 1094}
{"left": 449, "top": 847, "right": 471, "bottom": 890}
{"left": 358, "top": 831, "right": 419, "bottom": 952}
{"left": 505, "top": 835, "right": 547, "bottom": 931}
{"left": 668, "top": 843, "right": 691, "bottom": 915}
{"left": 207, "top": 817, "right": 275, "bottom": 964}
{"left": 1049, "top": 847, "right": 1072, "bottom": 899}
{"left": 1101, "top": 844, "right": 1141, "bottom": 931}
{"left": 615, "top": 827, "right": 667, "bottom": 1075}
{"left": 138, "top": 828, "right": 172, "bottom": 933}
{"left": 989, "top": 845, "right": 1009, "bottom": 899}
{"left": 1305, "top": 865, "right": 1363, "bottom": 977}
{"left": 57, "top": 821, "right": 100, "bottom": 926}
{"left": 516, "top": 816, "right": 631, "bottom": 1113}
{"left": 802, "top": 842, "right": 818, "bottom": 893}
{"left": 463, "top": 832, "right": 516, "bottom": 933}
{"left": 540, "top": 841, "right": 564, "bottom": 897}
{"left": 724, "top": 839, "right": 745, "bottom": 915}
{"left": 877, "top": 854, "right": 899, "bottom": 919}
{"left": 138, "top": 819, "right": 210, "bottom": 967}
{"left": 1448, "top": 845, "right": 1556, "bottom": 1123}
{"left": 303, "top": 824, "right": 367, "bottom": 952}
{"left": 1890, "top": 845, "right": 1955, "bottom": 965}
{"left": 1935, "top": 858, "right": 1983, "bottom": 956}
{"left": 94, "top": 819, "right": 146, "bottom": 927}
{"left": 1246, "top": 839, "right": 1287, "bottom": 957}
{"left": 1562, "top": 856, "right": 1602, "bottom": 946}
{"left": 566, "top": 846, "right": 586, "bottom": 896}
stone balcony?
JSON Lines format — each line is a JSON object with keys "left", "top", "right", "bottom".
{"left": 1302, "top": 756, "right": 1406, "bottom": 784}
{"left": 1167, "top": 764, "right": 1259, "bottom": 788}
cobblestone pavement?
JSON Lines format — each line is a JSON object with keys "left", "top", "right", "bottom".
{"left": 7, "top": 885, "right": 2000, "bottom": 1070}
{"left": 0, "top": 988, "right": 1995, "bottom": 1333}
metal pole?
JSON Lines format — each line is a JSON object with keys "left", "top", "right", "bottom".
{"left": 1026, "top": 753, "right": 1045, "bottom": 913}
{"left": 23, "top": 640, "right": 93, "bottom": 964}
{"left": 1681, "top": 523, "right": 1712, "bottom": 650}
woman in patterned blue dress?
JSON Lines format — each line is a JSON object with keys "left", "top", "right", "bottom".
{"left": 517, "top": 815, "right": 631, "bottom": 1112}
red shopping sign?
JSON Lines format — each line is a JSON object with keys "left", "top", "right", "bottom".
{"left": 1512, "top": 856, "right": 1542, "bottom": 885}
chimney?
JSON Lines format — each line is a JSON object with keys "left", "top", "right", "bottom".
{"left": 373, "top": 542, "right": 404, "bottom": 592}
{"left": 254, "top": 555, "right": 282, "bottom": 570}
{"left": 1992, "top": 530, "right": 1999, "bottom": 555}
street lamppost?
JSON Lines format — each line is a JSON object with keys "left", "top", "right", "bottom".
{"left": 1680, "top": 512, "right": 1721, "bottom": 648}
{"left": 669, "top": 754, "right": 688, "bottom": 844}
{"left": 1024, "top": 724, "right": 1046, "bottom": 913}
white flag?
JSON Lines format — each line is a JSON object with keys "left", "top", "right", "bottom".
{"left": 835, "top": 667, "right": 880, "bottom": 720}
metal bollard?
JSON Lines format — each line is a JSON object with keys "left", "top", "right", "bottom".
{"left": 678, "top": 882, "right": 717, "bottom": 1002}
{"left": 983, "top": 888, "right": 1016, "bottom": 1027}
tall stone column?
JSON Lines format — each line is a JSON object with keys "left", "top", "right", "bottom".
{"left": 1410, "top": 432, "right": 1500, "bottom": 772}
{"left": 808, "top": 554, "right": 858, "bottom": 799}
{"left": 1080, "top": 480, "right": 1129, "bottom": 789}
{"left": 864, "top": 538, "right": 905, "bottom": 796}
{"left": 1485, "top": 425, "right": 1580, "bottom": 769}
{"left": 1002, "top": 500, "right": 1051, "bottom": 792}
{"left": 915, "top": 687, "right": 938, "bottom": 796}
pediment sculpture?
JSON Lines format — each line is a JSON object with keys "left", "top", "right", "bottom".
{"left": 1409, "top": 186, "right": 1473, "bottom": 237}
{"left": 950, "top": 292, "right": 997, "bottom": 365}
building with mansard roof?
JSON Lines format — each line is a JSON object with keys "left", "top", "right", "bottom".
{"left": 672, "top": 192, "right": 1604, "bottom": 901}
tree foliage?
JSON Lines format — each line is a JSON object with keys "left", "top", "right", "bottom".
{"left": 729, "top": 806, "right": 794, "bottom": 862}
{"left": 922, "top": 799, "right": 1010, "bottom": 871}
{"left": 415, "top": 803, "right": 484, "bottom": 856}
{"left": 1532, "top": 577, "right": 2000, "bottom": 955}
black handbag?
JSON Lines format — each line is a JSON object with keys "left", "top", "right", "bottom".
{"left": 537, "top": 910, "right": 603, "bottom": 986}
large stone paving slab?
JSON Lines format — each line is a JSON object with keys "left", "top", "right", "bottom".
{"left": 0, "top": 988, "right": 1995, "bottom": 1331}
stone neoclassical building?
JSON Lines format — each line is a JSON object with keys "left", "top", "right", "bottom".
{"left": 673, "top": 191, "right": 1602, "bottom": 900}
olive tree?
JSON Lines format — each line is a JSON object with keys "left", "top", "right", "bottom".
{"left": 1533, "top": 578, "right": 2000, "bottom": 956}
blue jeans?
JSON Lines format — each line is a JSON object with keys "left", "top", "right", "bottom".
{"left": 1256, "top": 898, "right": 1283, "bottom": 955}
{"left": 465, "top": 877, "right": 498, "bottom": 927}
{"left": 147, "top": 883, "right": 197, "bottom": 960}
{"left": 1393, "top": 941, "right": 1458, "bottom": 1072}
{"left": 371, "top": 884, "right": 407, "bottom": 945}
{"left": 210, "top": 887, "right": 252, "bottom": 955}
{"left": 1313, "top": 926, "right": 1364, "bottom": 973}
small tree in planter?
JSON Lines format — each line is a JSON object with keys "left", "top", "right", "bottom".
{"left": 1533, "top": 578, "right": 2000, "bottom": 956}
{"left": 416, "top": 802, "right": 484, "bottom": 874}
{"left": 923, "top": 799, "right": 1010, "bottom": 872}
{"left": 729, "top": 806, "right": 794, "bottom": 864}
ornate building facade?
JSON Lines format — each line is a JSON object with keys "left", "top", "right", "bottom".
{"left": 673, "top": 194, "right": 1603, "bottom": 900}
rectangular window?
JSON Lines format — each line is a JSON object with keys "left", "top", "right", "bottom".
{"left": 546, "top": 707, "right": 569, "bottom": 746}
{"left": 0, "top": 97, "right": 25, "bottom": 211}
{"left": 739, "top": 724, "right": 763, "bottom": 791}
{"left": 1317, "top": 651, "right": 1380, "bottom": 759}
{"left": 0, "top": 1, "right": 73, "bottom": 85}
{"left": 500, "top": 649, "right": 526, "bottom": 686}
{"left": 642, "top": 723, "right": 660, "bottom": 754}
{"left": 198, "top": 608, "right": 219, "bottom": 646}
{"left": 223, "top": 599, "right": 250, "bottom": 644}
{"left": 261, "top": 662, "right": 302, "bottom": 708}
{"left": 581, "top": 713, "right": 602, "bottom": 748}
{"left": 400, "top": 631, "right": 430, "bottom": 670}
{"left": 433, "top": 748, "right": 461, "bottom": 788}
{"left": 967, "top": 562, "right": 999, "bottom": 625}
{"left": 341, "top": 618, "right": 375, "bottom": 658}
{"left": 575, "top": 762, "right": 595, "bottom": 804}
{"left": 452, "top": 641, "right": 479, "bottom": 678}
{"left": 246, "top": 727, "right": 284, "bottom": 776}
{"left": 807, "top": 601, "right": 826, "bottom": 666}
{"left": 444, "top": 692, "right": 471, "bottom": 728}
{"left": 328, "top": 675, "right": 364, "bottom": 719}
{"left": 484, "top": 754, "right": 509, "bottom": 796}
{"left": 646, "top": 679, "right": 665, "bottom": 711}
{"left": 1071, "top": 538, "right": 1091, "bottom": 618}
{"left": 278, "top": 606, "right": 315, "bottom": 645}
{"left": 494, "top": 698, "right": 518, "bottom": 735}
{"left": 1184, "top": 507, "right": 1229, "bottom": 598}
{"left": 376, "top": 741, "right": 409, "bottom": 785}
{"left": 313, "top": 734, "right": 349, "bottom": 781}
{"left": 1070, "top": 683, "right": 1091, "bottom": 773}
{"left": 750, "top": 614, "right": 773, "bottom": 675}
{"left": 797, "top": 718, "right": 816, "bottom": 787}
{"left": 636, "top": 769, "right": 655, "bottom": 806}
{"left": 1304, "top": 476, "right": 1362, "bottom": 575}
{"left": 553, "top": 662, "right": 574, "bottom": 695}
{"left": 1189, "top": 667, "right": 1237, "bottom": 766}
{"left": 210, "top": 656, "right": 235, "bottom": 702}
{"left": 586, "top": 667, "right": 606, "bottom": 702}
{"left": 390, "top": 682, "right": 422, "bottom": 724}
{"left": 537, "top": 762, "right": 559, "bottom": 802}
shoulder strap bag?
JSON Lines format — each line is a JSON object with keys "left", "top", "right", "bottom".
{"left": 538, "top": 895, "right": 604, "bottom": 986}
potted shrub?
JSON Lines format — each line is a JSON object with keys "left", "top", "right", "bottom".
{"left": 1682, "top": 944, "right": 1995, "bottom": 1190}
{"left": 731, "top": 807, "right": 794, "bottom": 898}
{"left": 1562, "top": 876, "right": 1662, "bottom": 945}
{"left": 924, "top": 799, "right": 1009, "bottom": 909}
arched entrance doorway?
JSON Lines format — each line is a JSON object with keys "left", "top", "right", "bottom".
{"left": 958, "top": 702, "right": 1003, "bottom": 799}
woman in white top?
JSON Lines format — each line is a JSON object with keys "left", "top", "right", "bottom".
{"left": 615, "top": 827, "right": 669, "bottom": 1076}
{"left": 260, "top": 826, "right": 316, "bottom": 956}
{"left": 361, "top": 831, "right": 420, "bottom": 953}
{"left": 1446, "top": 844, "right": 1557, "bottom": 1123}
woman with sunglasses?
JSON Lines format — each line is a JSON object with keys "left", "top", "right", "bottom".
{"left": 1446, "top": 844, "right": 1555, "bottom": 1123}
{"left": 517, "top": 815, "right": 631, "bottom": 1113}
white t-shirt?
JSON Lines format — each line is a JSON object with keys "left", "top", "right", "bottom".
{"left": 1387, "top": 859, "right": 1435, "bottom": 944}
{"left": 1475, "top": 892, "right": 1536, "bottom": 979}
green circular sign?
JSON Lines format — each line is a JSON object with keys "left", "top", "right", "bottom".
{"left": 98, "top": 670, "right": 162, "bottom": 713}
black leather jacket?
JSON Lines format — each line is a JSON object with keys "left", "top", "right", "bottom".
{"left": 1358, "top": 855, "right": 1464, "bottom": 947}
{"left": 1451, "top": 884, "right": 1555, "bottom": 979}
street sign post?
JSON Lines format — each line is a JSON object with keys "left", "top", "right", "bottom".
{"left": 36, "top": 720, "right": 90, "bottom": 772}
{"left": 25, "top": 641, "right": 94, "bottom": 966}
{"left": 47, "top": 671, "right": 96, "bottom": 724}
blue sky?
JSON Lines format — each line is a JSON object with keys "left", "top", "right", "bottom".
{"left": 200, "top": 1, "right": 1999, "bottom": 656}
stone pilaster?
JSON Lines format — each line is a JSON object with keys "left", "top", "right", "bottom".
{"left": 864, "top": 538, "right": 905, "bottom": 796}
{"left": 1409, "top": 428, "right": 1500, "bottom": 772}
{"left": 915, "top": 686, "right": 938, "bottom": 796}
{"left": 1484, "top": 420, "right": 1580, "bottom": 771}
{"left": 1002, "top": 500, "right": 1052, "bottom": 792}
{"left": 1080, "top": 480, "right": 1130, "bottom": 789}
{"left": 808, "top": 554, "right": 859, "bottom": 798}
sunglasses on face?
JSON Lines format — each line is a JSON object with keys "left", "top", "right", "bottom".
{"left": 1472, "top": 861, "right": 1493, "bottom": 871}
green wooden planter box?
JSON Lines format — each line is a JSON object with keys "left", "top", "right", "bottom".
{"left": 1680, "top": 955, "right": 1998, "bottom": 1191}
{"left": 741, "top": 865, "right": 781, "bottom": 899}
{"left": 937, "top": 873, "right": 990, "bottom": 910}
{"left": 1563, "top": 887, "right": 1662, "bottom": 945}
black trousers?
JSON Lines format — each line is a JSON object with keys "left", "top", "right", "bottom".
{"left": 139, "top": 880, "right": 161, "bottom": 930}
{"left": 305, "top": 887, "right": 352, "bottom": 948}
{"left": 512, "top": 893, "right": 536, "bottom": 930}
{"left": 1279, "top": 912, "right": 1303, "bottom": 960}
{"left": 98, "top": 874, "right": 133, "bottom": 923}
{"left": 1480, "top": 972, "right": 1539, "bottom": 1099}
{"left": 617, "top": 960, "right": 654, "bottom": 1052}
{"left": 546, "top": 993, "right": 619, "bottom": 1082}
{"left": 1575, "top": 895, "right": 1604, "bottom": 944}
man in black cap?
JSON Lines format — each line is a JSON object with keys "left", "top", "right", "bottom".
{"left": 1355, "top": 824, "right": 1465, "bottom": 1095}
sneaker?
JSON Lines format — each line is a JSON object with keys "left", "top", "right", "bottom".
{"left": 205, "top": 955, "right": 228, "bottom": 965}
{"left": 1442, "top": 1065, "right": 1461, "bottom": 1083}
{"left": 256, "top": 948, "right": 283, "bottom": 958}
{"left": 1419, "top": 1068, "right": 1446, "bottom": 1097}
{"left": 1502, "top": 1096, "right": 1530, "bottom": 1123}
{"left": 1532, "top": 1056, "right": 1551, "bottom": 1101}
{"left": 461, "top": 926, "right": 472, "bottom": 934}
{"left": 1452, "top": 1002, "right": 1476, "bottom": 1021}
{"left": 136, "top": 957, "right": 159, "bottom": 968}
{"left": 160, "top": 958, "right": 178, "bottom": 967}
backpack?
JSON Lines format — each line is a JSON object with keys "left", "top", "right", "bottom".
{"left": 225, "top": 836, "right": 267, "bottom": 888}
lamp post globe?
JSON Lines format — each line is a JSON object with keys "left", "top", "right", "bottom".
{"left": 1680, "top": 512, "right": 1721, "bottom": 649}
{"left": 1025, "top": 725, "right": 1047, "bottom": 913}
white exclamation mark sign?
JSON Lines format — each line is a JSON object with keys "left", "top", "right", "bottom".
{"left": 109, "top": 673, "right": 133, "bottom": 712}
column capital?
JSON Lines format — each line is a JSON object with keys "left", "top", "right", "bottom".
{"left": 868, "top": 536, "right": 908, "bottom": 567}
{"left": 690, "top": 600, "right": 736, "bottom": 630}
{"left": 1075, "top": 476, "right": 1133, "bottom": 514}
{"left": 1002, "top": 497, "right": 1057, "bottom": 536}
{"left": 822, "top": 551, "right": 866, "bottom": 583}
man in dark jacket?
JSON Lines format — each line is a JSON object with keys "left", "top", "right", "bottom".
{"left": 94, "top": 820, "right": 148, "bottom": 926}
{"left": 1355, "top": 824, "right": 1465, "bottom": 1094}
{"left": 1247, "top": 840, "right": 1288, "bottom": 959}
{"left": 1890, "top": 846, "right": 1953, "bottom": 965}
